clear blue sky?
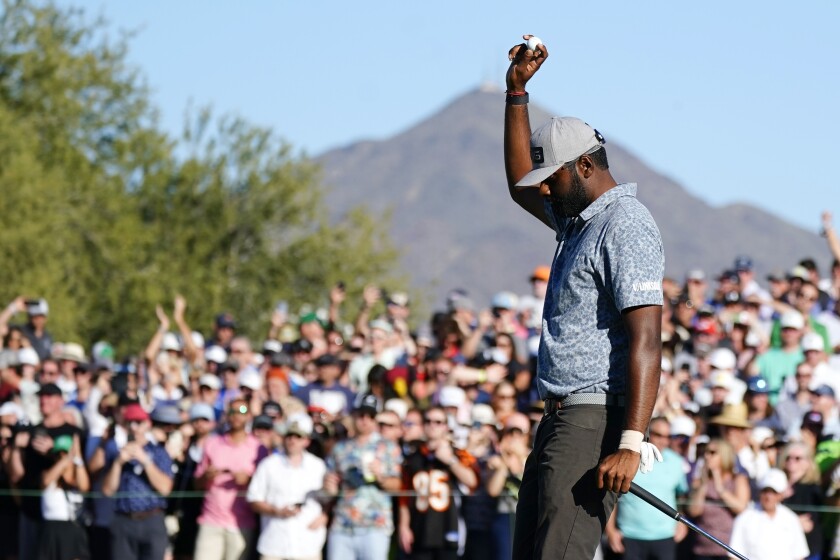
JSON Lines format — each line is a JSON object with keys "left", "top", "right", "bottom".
{"left": 77, "top": 0, "right": 838, "bottom": 231}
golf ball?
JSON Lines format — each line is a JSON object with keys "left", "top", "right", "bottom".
{"left": 527, "top": 36, "right": 543, "bottom": 52}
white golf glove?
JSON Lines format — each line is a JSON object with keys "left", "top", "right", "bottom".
{"left": 639, "top": 441, "right": 663, "bottom": 474}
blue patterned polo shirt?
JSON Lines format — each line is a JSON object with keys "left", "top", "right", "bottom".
{"left": 538, "top": 183, "right": 664, "bottom": 399}
{"left": 114, "top": 442, "right": 174, "bottom": 513}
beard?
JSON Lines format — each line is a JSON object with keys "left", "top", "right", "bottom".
{"left": 549, "top": 166, "right": 590, "bottom": 218}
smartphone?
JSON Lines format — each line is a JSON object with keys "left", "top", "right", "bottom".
{"left": 127, "top": 432, "right": 135, "bottom": 443}
{"left": 275, "top": 301, "right": 288, "bottom": 315}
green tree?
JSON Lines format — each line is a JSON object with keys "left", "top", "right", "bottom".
{"left": 0, "top": 0, "right": 402, "bottom": 354}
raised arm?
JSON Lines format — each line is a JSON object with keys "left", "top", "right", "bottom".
{"left": 504, "top": 35, "right": 551, "bottom": 228}
{"left": 823, "top": 211, "right": 840, "bottom": 263}
{"left": 173, "top": 295, "right": 199, "bottom": 364}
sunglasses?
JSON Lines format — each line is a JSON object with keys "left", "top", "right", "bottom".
{"left": 425, "top": 418, "right": 447, "bottom": 426}
{"left": 228, "top": 405, "right": 249, "bottom": 415}
{"left": 378, "top": 422, "right": 399, "bottom": 429}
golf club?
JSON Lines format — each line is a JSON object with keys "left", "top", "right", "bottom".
{"left": 629, "top": 482, "right": 749, "bottom": 560}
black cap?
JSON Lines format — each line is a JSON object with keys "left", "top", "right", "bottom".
{"left": 219, "top": 361, "right": 239, "bottom": 372}
{"left": 252, "top": 414, "right": 273, "bottom": 430}
{"left": 215, "top": 313, "right": 237, "bottom": 329}
{"left": 315, "top": 353, "right": 341, "bottom": 367}
{"left": 291, "top": 339, "right": 313, "bottom": 354}
{"left": 269, "top": 351, "right": 294, "bottom": 368}
{"left": 262, "top": 401, "right": 283, "bottom": 418}
{"left": 354, "top": 393, "right": 380, "bottom": 415}
{"left": 37, "top": 383, "right": 62, "bottom": 397}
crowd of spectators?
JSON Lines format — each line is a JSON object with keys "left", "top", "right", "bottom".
{"left": 0, "top": 212, "right": 839, "bottom": 560}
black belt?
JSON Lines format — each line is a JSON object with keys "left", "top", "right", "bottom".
{"left": 117, "top": 508, "right": 163, "bottom": 520}
{"left": 544, "top": 393, "right": 625, "bottom": 414}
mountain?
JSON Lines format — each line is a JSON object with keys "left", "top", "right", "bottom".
{"left": 317, "top": 86, "right": 830, "bottom": 308}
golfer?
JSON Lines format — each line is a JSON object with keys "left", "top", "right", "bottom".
{"left": 503, "top": 36, "right": 664, "bottom": 560}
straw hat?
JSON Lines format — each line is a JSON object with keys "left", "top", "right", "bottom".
{"left": 710, "top": 402, "right": 751, "bottom": 429}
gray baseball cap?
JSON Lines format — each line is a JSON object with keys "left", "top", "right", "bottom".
{"left": 515, "top": 117, "right": 604, "bottom": 187}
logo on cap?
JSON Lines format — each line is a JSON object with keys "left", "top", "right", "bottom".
{"left": 531, "top": 147, "right": 544, "bottom": 164}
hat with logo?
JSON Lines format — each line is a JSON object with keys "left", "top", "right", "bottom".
{"left": 283, "top": 413, "right": 314, "bottom": 437}
{"left": 26, "top": 298, "right": 49, "bottom": 316}
{"left": 811, "top": 384, "right": 836, "bottom": 398}
{"left": 758, "top": 468, "right": 788, "bottom": 493}
{"left": 515, "top": 117, "right": 605, "bottom": 187}
{"left": 387, "top": 292, "right": 410, "bottom": 307}
{"left": 746, "top": 376, "right": 771, "bottom": 394}
{"left": 734, "top": 256, "right": 753, "bottom": 272}
{"left": 802, "top": 410, "right": 824, "bottom": 428}
{"left": 354, "top": 393, "right": 380, "bottom": 415}
{"left": 694, "top": 317, "right": 719, "bottom": 336}
{"left": 262, "top": 400, "right": 283, "bottom": 418}
{"left": 788, "top": 266, "right": 810, "bottom": 281}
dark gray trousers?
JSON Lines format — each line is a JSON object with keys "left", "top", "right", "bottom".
{"left": 110, "top": 512, "right": 168, "bottom": 560}
{"left": 512, "top": 404, "right": 623, "bottom": 560}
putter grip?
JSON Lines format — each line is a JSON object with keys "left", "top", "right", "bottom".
{"left": 629, "top": 482, "right": 679, "bottom": 520}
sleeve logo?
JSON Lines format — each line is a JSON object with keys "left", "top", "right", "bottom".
{"left": 631, "top": 281, "right": 661, "bottom": 292}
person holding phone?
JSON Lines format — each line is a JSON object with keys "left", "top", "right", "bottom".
{"left": 247, "top": 413, "right": 327, "bottom": 560}
{"left": 7, "top": 383, "right": 82, "bottom": 559}
{"left": 193, "top": 397, "right": 267, "bottom": 560}
{"left": 101, "top": 403, "right": 174, "bottom": 560}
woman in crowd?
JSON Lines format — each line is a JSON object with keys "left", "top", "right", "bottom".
{"left": 686, "top": 438, "right": 750, "bottom": 560}
{"left": 780, "top": 441, "right": 824, "bottom": 560}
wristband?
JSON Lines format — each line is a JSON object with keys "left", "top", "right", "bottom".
{"left": 505, "top": 91, "right": 529, "bottom": 105}
{"left": 617, "top": 430, "right": 644, "bottom": 453}
{"left": 477, "top": 369, "right": 487, "bottom": 383}
{"left": 73, "top": 456, "right": 84, "bottom": 467}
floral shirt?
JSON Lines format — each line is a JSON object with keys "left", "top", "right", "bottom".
{"left": 328, "top": 433, "right": 402, "bottom": 533}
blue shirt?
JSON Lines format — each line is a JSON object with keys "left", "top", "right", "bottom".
{"left": 616, "top": 448, "right": 688, "bottom": 540}
{"left": 538, "top": 183, "right": 664, "bottom": 398}
{"left": 114, "top": 442, "right": 174, "bottom": 514}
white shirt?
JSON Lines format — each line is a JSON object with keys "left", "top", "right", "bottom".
{"left": 730, "top": 502, "right": 809, "bottom": 560}
{"left": 247, "top": 451, "right": 327, "bottom": 558}
{"left": 42, "top": 483, "right": 83, "bottom": 521}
